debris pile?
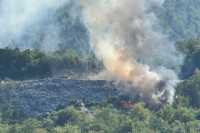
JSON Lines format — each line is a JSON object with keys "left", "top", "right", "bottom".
{"left": 6, "top": 78, "right": 117, "bottom": 117}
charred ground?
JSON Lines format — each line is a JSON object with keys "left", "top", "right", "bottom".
{"left": 1, "top": 78, "right": 118, "bottom": 117}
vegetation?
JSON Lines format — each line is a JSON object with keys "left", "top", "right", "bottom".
{"left": 0, "top": 38, "right": 199, "bottom": 132}
{"left": 1, "top": 25, "right": 200, "bottom": 133}
{"left": 175, "top": 69, "right": 200, "bottom": 108}
{"left": 175, "top": 37, "right": 200, "bottom": 78}
{"left": 1, "top": 1, "right": 200, "bottom": 132}
{"left": 154, "top": 0, "right": 200, "bottom": 40}
{"left": 0, "top": 45, "right": 103, "bottom": 80}
{"left": 0, "top": 93, "right": 200, "bottom": 133}
{"left": 0, "top": 36, "right": 199, "bottom": 132}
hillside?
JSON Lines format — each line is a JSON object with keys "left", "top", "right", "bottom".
{"left": 1, "top": 78, "right": 117, "bottom": 117}
{"left": 1, "top": 0, "right": 200, "bottom": 133}
{"left": 154, "top": 0, "right": 200, "bottom": 40}
{"left": 1, "top": 77, "right": 200, "bottom": 132}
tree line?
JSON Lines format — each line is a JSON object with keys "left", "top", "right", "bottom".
{"left": 0, "top": 45, "right": 103, "bottom": 81}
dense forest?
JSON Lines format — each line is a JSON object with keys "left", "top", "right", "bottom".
{"left": 1, "top": 0, "right": 200, "bottom": 133}
{"left": 154, "top": 0, "right": 200, "bottom": 40}
{"left": 175, "top": 37, "right": 200, "bottom": 78}
{"left": 0, "top": 45, "right": 103, "bottom": 81}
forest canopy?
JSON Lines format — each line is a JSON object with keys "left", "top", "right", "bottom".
{"left": 154, "top": 0, "right": 200, "bottom": 40}
{"left": 0, "top": 46, "right": 103, "bottom": 80}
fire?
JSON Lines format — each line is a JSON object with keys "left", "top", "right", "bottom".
{"left": 121, "top": 100, "right": 133, "bottom": 107}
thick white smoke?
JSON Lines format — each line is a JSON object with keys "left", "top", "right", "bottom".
{"left": 79, "top": 0, "right": 183, "bottom": 106}
{"left": 0, "top": 0, "right": 70, "bottom": 50}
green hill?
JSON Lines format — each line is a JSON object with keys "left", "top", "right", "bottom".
{"left": 154, "top": 0, "right": 200, "bottom": 40}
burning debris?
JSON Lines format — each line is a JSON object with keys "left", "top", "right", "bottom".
{"left": 121, "top": 100, "right": 133, "bottom": 108}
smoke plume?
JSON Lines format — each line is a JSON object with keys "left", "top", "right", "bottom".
{"left": 0, "top": 0, "right": 89, "bottom": 51}
{"left": 79, "top": 0, "right": 183, "bottom": 106}
{"left": 0, "top": 0, "right": 183, "bottom": 106}
{"left": 0, "top": 0, "right": 65, "bottom": 49}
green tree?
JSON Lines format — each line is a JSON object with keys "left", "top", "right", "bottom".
{"left": 174, "top": 107, "right": 196, "bottom": 123}
{"left": 150, "top": 115, "right": 169, "bottom": 133}
{"left": 186, "top": 120, "right": 200, "bottom": 133}
{"left": 169, "top": 120, "right": 186, "bottom": 133}
{"left": 175, "top": 69, "right": 200, "bottom": 108}
{"left": 53, "top": 124, "right": 81, "bottom": 133}
{"left": 127, "top": 102, "right": 151, "bottom": 121}
{"left": 154, "top": 0, "right": 200, "bottom": 40}
{"left": 94, "top": 108, "right": 120, "bottom": 132}
{"left": 56, "top": 107, "right": 82, "bottom": 126}
{"left": 20, "top": 119, "right": 43, "bottom": 133}
{"left": 0, "top": 82, "right": 16, "bottom": 123}
{"left": 156, "top": 104, "right": 174, "bottom": 123}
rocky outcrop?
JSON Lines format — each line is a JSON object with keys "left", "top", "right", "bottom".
{"left": 9, "top": 78, "right": 117, "bottom": 117}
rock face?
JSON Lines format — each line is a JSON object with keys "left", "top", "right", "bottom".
{"left": 11, "top": 78, "right": 117, "bottom": 117}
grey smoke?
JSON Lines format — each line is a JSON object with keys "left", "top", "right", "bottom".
{"left": 0, "top": 0, "right": 66, "bottom": 49}
{"left": 79, "top": 0, "right": 183, "bottom": 106}
{"left": 0, "top": 0, "right": 89, "bottom": 52}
